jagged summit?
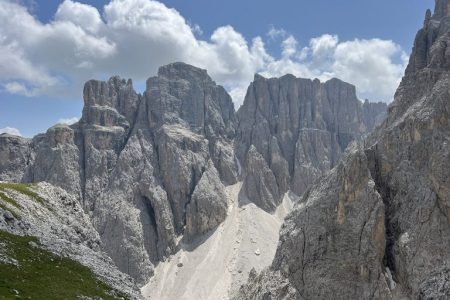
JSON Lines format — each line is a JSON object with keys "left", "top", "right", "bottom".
{"left": 433, "top": 0, "right": 450, "bottom": 19}
{"left": 236, "top": 1, "right": 450, "bottom": 298}
{"left": 253, "top": 73, "right": 358, "bottom": 90}
{"left": 0, "top": 132, "right": 25, "bottom": 138}
{"left": 156, "top": 62, "right": 210, "bottom": 82}
{"left": 0, "top": 61, "right": 388, "bottom": 298}
{"left": 0, "top": 62, "right": 239, "bottom": 286}
{"left": 236, "top": 72, "right": 386, "bottom": 211}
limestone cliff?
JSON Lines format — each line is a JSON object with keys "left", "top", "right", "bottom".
{"left": 0, "top": 63, "right": 237, "bottom": 285}
{"left": 0, "top": 65, "right": 387, "bottom": 291}
{"left": 236, "top": 75, "right": 386, "bottom": 211}
{"left": 236, "top": 1, "right": 450, "bottom": 299}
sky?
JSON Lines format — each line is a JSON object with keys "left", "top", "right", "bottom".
{"left": 0, "top": 0, "right": 434, "bottom": 137}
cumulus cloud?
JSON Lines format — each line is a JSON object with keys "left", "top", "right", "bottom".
{"left": 0, "top": 127, "right": 22, "bottom": 136}
{"left": 267, "top": 25, "right": 287, "bottom": 40}
{"left": 57, "top": 117, "right": 79, "bottom": 125}
{"left": 0, "top": 0, "right": 408, "bottom": 104}
{"left": 331, "top": 39, "right": 407, "bottom": 101}
{"left": 55, "top": 0, "right": 104, "bottom": 33}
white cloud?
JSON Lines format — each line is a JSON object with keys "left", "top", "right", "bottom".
{"left": 228, "top": 85, "right": 248, "bottom": 107}
{"left": 0, "top": 127, "right": 22, "bottom": 136}
{"left": 259, "top": 35, "right": 407, "bottom": 102}
{"left": 331, "top": 39, "right": 406, "bottom": 101}
{"left": 0, "top": 0, "right": 408, "bottom": 104}
{"left": 57, "top": 117, "right": 79, "bottom": 125}
{"left": 309, "top": 34, "right": 339, "bottom": 69}
{"left": 281, "top": 35, "right": 298, "bottom": 58}
{"left": 55, "top": 0, "right": 104, "bottom": 33}
{"left": 189, "top": 23, "right": 203, "bottom": 36}
{"left": 267, "top": 26, "right": 286, "bottom": 40}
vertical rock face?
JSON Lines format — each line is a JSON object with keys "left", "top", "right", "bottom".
{"left": 243, "top": 146, "right": 280, "bottom": 212}
{"left": 0, "top": 62, "right": 388, "bottom": 290}
{"left": 236, "top": 2, "right": 450, "bottom": 299}
{"left": 30, "top": 125, "right": 82, "bottom": 197}
{"left": 362, "top": 100, "right": 388, "bottom": 132}
{"left": 0, "top": 63, "right": 236, "bottom": 285}
{"left": 0, "top": 134, "right": 31, "bottom": 182}
{"left": 185, "top": 160, "right": 228, "bottom": 240}
{"left": 276, "top": 145, "right": 390, "bottom": 299}
{"left": 236, "top": 75, "right": 386, "bottom": 211}
{"left": 146, "top": 63, "right": 237, "bottom": 186}
{"left": 236, "top": 145, "right": 390, "bottom": 300}
{"left": 88, "top": 63, "right": 236, "bottom": 284}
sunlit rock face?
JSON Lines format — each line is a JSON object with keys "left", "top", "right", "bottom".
{"left": 235, "top": 74, "right": 386, "bottom": 211}
{"left": 0, "top": 60, "right": 387, "bottom": 286}
{"left": 236, "top": 2, "right": 450, "bottom": 299}
{"left": 0, "top": 62, "right": 237, "bottom": 285}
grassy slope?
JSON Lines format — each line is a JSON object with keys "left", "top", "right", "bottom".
{"left": 0, "top": 231, "right": 128, "bottom": 300}
{"left": 0, "top": 183, "right": 128, "bottom": 299}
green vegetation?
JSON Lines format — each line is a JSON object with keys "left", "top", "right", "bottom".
{"left": 0, "top": 183, "right": 46, "bottom": 207}
{"left": 0, "top": 189, "right": 20, "bottom": 219}
{"left": 0, "top": 230, "right": 128, "bottom": 299}
{"left": 0, "top": 192, "right": 20, "bottom": 209}
{"left": 0, "top": 203, "right": 19, "bottom": 220}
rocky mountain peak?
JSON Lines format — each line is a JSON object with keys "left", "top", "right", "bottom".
{"left": 156, "top": 62, "right": 210, "bottom": 83}
{"left": 236, "top": 1, "right": 450, "bottom": 298}
{"left": 82, "top": 75, "right": 139, "bottom": 128}
{"left": 146, "top": 62, "right": 236, "bottom": 141}
{"left": 236, "top": 74, "right": 386, "bottom": 211}
{"left": 433, "top": 0, "right": 450, "bottom": 19}
{"left": 0, "top": 56, "right": 388, "bottom": 296}
{"left": 83, "top": 76, "right": 132, "bottom": 108}
{"left": 394, "top": 0, "right": 450, "bottom": 120}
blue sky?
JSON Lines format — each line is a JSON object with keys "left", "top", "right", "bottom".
{"left": 0, "top": 0, "right": 434, "bottom": 137}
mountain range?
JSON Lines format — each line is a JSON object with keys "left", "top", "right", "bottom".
{"left": 0, "top": 1, "right": 449, "bottom": 299}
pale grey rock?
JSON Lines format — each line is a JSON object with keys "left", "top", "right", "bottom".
{"left": 418, "top": 264, "right": 450, "bottom": 299}
{"left": 146, "top": 62, "right": 238, "bottom": 185}
{"left": 292, "top": 128, "right": 340, "bottom": 196}
{"left": 236, "top": 75, "right": 386, "bottom": 211}
{"left": 242, "top": 146, "right": 280, "bottom": 212}
{"left": 237, "top": 2, "right": 450, "bottom": 298}
{"left": 0, "top": 134, "right": 31, "bottom": 182}
{"left": 278, "top": 145, "right": 391, "bottom": 299}
{"left": 86, "top": 63, "right": 237, "bottom": 284}
{"left": 237, "top": 145, "right": 394, "bottom": 299}
{"left": 0, "top": 182, "right": 141, "bottom": 299}
{"left": 433, "top": 0, "right": 450, "bottom": 20}
{"left": 3, "top": 210, "right": 14, "bottom": 221}
{"left": 234, "top": 268, "right": 301, "bottom": 300}
{"left": 155, "top": 124, "right": 209, "bottom": 233}
{"left": 186, "top": 160, "right": 228, "bottom": 240}
{"left": 362, "top": 100, "right": 388, "bottom": 132}
{"left": 29, "top": 125, "right": 81, "bottom": 197}
{"left": 78, "top": 76, "right": 138, "bottom": 212}
{"left": 0, "top": 63, "right": 237, "bottom": 286}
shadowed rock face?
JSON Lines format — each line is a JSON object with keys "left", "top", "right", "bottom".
{"left": 236, "top": 75, "right": 386, "bottom": 212}
{"left": 0, "top": 63, "right": 237, "bottom": 285}
{"left": 0, "top": 62, "right": 387, "bottom": 286}
{"left": 236, "top": 2, "right": 450, "bottom": 299}
{"left": 0, "top": 63, "right": 387, "bottom": 289}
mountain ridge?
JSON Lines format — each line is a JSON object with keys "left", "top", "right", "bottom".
{"left": 235, "top": 1, "right": 450, "bottom": 298}
{"left": 1, "top": 63, "right": 387, "bottom": 298}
